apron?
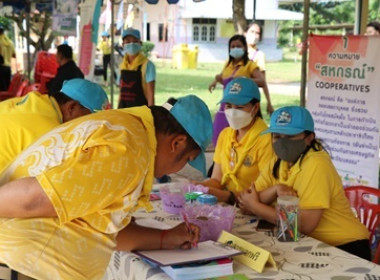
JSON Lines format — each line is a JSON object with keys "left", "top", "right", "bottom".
{"left": 118, "top": 65, "right": 147, "bottom": 108}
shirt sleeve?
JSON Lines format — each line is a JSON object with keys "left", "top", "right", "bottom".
{"left": 36, "top": 123, "right": 150, "bottom": 224}
{"left": 254, "top": 159, "right": 276, "bottom": 192}
{"left": 295, "top": 155, "right": 333, "bottom": 210}
{"left": 145, "top": 61, "right": 156, "bottom": 83}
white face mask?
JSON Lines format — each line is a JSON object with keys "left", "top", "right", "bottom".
{"left": 225, "top": 108, "right": 254, "bottom": 130}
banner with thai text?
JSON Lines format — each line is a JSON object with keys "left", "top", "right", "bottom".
{"left": 307, "top": 35, "right": 380, "bottom": 188}
{"left": 78, "top": 0, "right": 101, "bottom": 79}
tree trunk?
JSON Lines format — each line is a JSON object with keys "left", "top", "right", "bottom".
{"left": 232, "top": 0, "right": 248, "bottom": 34}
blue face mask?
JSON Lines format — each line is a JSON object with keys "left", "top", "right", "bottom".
{"left": 229, "top": 47, "right": 245, "bottom": 59}
{"left": 123, "top": 42, "right": 141, "bottom": 55}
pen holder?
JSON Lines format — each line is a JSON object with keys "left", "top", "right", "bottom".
{"left": 276, "top": 196, "right": 299, "bottom": 242}
{"left": 159, "top": 182, "right": 187, "bottom": 215}
{"left": 182, "top": 204, "right": 236, "bottom": 241}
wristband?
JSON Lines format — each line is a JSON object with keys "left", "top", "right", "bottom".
{"left": 160, "top": 230, "right": 168, "bottom": 249}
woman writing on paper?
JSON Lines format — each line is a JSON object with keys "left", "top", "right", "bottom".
{"left": 238, "top": 106, "right": 370, "bottom": 260}
{"left": 195, "top": 77, "right": 274, "bottom": 204}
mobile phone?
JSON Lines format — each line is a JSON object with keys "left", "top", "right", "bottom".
{"left": 256, "top": 219, "right": 275, "bottom": 232}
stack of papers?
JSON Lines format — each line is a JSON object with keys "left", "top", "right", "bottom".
{"left": 134, "top": 240, "right": 243, "bottom": 280}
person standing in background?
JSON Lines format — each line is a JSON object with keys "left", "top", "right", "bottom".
{"left": 208, "top": 34, "right": 266, "bottom": 148}
{"left": 0, "top": 24, "right": 15, "bottom": 89}
{"left": 118, "top": 28, "right": 156, "bottom": 108}
{"left": 46, "top": 44, "right": 84, "bottom": 95}
{"left": 0, "top": 54, "right": 11, "bottom": 91}
{"left": 98, "top": 31, "right": 117, "bottom": 87}
{"left": 365, "top": 21, "right": 380, "bottom": 36}
{"left": 245, "top": 22, "right": 274, "bottom": 115}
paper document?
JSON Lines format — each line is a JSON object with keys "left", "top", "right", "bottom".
{"left": 134, "top": 240, "right": 242, "bottom": 266}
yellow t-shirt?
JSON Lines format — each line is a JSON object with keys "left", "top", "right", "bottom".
{"left": 213, "top": 118, "right": 274, "bottom": 193}
{"left": 255, "top": 149, "right": 369, "bottom": 246}
{"left": 221, "top": 60, "right": 259, "bottom": 80}
{"left": 0, "top": 33, "right": 15, "bottom": 66}
{"left": 248, "top": 47, "right": 266, "bottom": 72}
{"left": 0, "top": 91, "right": 63, "bottom": 174}
{"left": 0, "top": 107, "right": 156, "bottom": 279}
{"left": 98, "top": 40, "right": 112, "bottom": 55}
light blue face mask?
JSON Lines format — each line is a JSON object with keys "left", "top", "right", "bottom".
{"left": 123, "top": 42, "right": 142, "bottom": 55}
{"left": 229, "top": 47, "right": 245, "bottom": 59}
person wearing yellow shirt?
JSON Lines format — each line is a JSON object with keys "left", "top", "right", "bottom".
{"left": 195, "top": 77, "right": 273, "bottom": 203}
{"left": 0, "top": 24, "right": 15, "bottom": 67}
{"left": 119, "top": 28, "right": 155, "bottom": 108}
{"left": 0, "top": 78, "right": 109, "bottom": 174}
{"left": 207, "top": 34, "right": 269, "bottom": 147}
{"left": 0, "top": 24, "right": 15, "bottom": 89}
{"left": 0, "top": 94, "right": 212, "bottom": 279}
{"left": 245, "top": 22, "right": 274, "bottom": 115}
{"left": 238, "top": 106, "right": 370, "bottom": 260}
{"left": 97, "top": 31, "right": 117, "bottom": 86}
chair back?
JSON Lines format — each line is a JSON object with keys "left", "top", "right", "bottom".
{"left": 344, "top": 185, "right": 380, "bottom": 263}
{"left": 34, "top": 51, "right": 59, "bottom": 83}
{"left": 7, "top": 72, "right": 24, "bottom": 95}
{"left": 344, "top": 186, "right": 380, "bottom": 233}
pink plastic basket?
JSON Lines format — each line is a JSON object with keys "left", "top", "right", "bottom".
{"left": 182, "top": 204, "right": 236, "bottom": 241}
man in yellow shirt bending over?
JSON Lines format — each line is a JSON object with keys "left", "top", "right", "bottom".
{"left": 0, "top": 95, "right": 212, "bottom": 279}
{"left": 0, "top": 78, "right": 109, "bottom": 174}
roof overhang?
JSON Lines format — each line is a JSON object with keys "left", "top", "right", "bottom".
{"left": 180, "top": 0, "right": 303, "bottom": 20}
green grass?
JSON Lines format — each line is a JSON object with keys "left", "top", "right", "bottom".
{"left": 105, "top": 59, "right": 301, "bottom": 123}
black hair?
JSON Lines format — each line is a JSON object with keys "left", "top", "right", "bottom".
{"left": 0, "top": 54, "right": 4, "bottom": 65}
{"left": 149, "top": 98, "right": 201, "bottom": 155}
{"left": 246, "top": 22, "right": 263, "bottom": 41}
{"left": 249, "top": 97, "right": 262, "bottom": 119}
{"left": 272, "top": 131, "right": 326, "bottom": 179}
{"left": 57, "top": 44, "right": 73, "bottom": 60}
{"left": 367, "top": 21, "right": 380, "bottom": 32}
{"left": 227, "top": 34, "right": 249, "bottom": 66}
{"left": 50, "top": 90, "right": 86, "bottom": 109}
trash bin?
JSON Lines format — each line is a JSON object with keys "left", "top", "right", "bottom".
{"left": 188, "top": 45, "right": 199, "bottom": 69}
{"left": 172, "top": 44, "right": 189, "bottom": 69}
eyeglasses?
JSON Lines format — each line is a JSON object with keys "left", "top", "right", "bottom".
{"left": 229, "top": 146, "right": 238, "bottom": 169}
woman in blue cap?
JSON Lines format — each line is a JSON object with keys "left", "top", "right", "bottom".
{"left": 195, "top": 77, "right": 274, "bottom": 203}
{"left": 238, "top": 105, "right": 371, "bottom": 260}
{"left": 118, "top": 28, "right": 156, "bottom": 108}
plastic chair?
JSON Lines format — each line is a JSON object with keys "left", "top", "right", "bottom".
{"left": 34, "top": 51, "right": 59, "bottom": 83}
{"left": 344, "top": 185, "right": 380, "bottom": 263}
{"left": 0, "top": 73, "right": 26, "bottom": 101}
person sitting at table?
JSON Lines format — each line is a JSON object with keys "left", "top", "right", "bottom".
{"left": 0, "top": 95, "right": 212, "bottom": 279}
{"left": 194, "top": 77, "right": 274, "bottom": 204}
{"left": 238, "top": 106, "right": 371, "bottom": 260}
{"left": 0, "top": 78, "right": 109, "bottom": 174}
{"left": 207, "top": 34, "right": 266, "bottom": 147}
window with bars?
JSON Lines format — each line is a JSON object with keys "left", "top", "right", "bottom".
{"left": 192, "top": 18, "right": 216, "bottom": 42}
{"left": 158, "top": 23, "right": 168, "bottom": 42}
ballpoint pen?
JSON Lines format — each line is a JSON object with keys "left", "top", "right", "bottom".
{"left": 182, "top": 213, "right": 198, "bottom": 248}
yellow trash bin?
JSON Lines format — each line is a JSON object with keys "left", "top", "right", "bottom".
{"left": 172, "top": 44, "right": 189, "bottom": 69}
{"left": 188, "top": 45, "right": 199, "bottom": 69}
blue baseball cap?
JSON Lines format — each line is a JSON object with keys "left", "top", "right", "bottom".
{"left": 60, "top": 79, "right": 109, "bottom": 112}
{"left": 162, "top": 95, "right": 213, "bottom": 177}
{"left": 122, "top": 28, "right": 141, "bottom": 40}
{"left": 101, "top": 31, "right": 109, "bottom": 37}
{"left": 219, "top": 77, "right": 260, "bottom": 105}
{"left": 262, "top": 106, "right": 314, "bottom": 135}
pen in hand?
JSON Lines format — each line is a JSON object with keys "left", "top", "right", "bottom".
{"left": 182, "top": 213, "right": 198, "bottom": 248}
